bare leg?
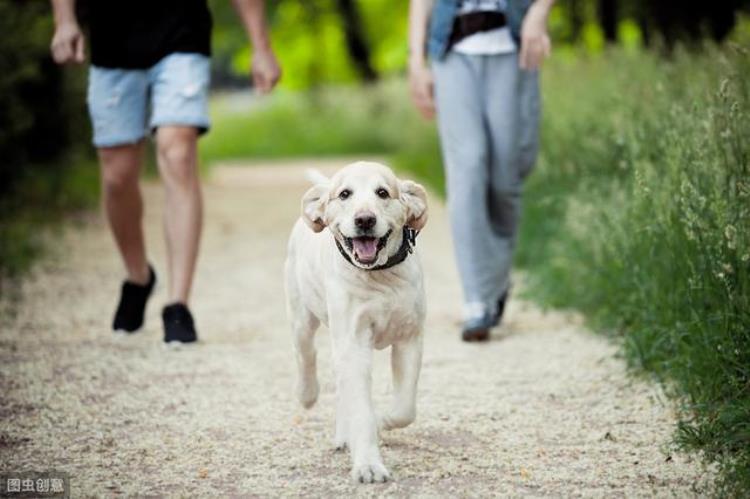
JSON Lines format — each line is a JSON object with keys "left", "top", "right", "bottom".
{"left": 155, "top": 126, "right": 202, "bottom": 304}
{"left": 380, "top": 337, "right": 423, "bottom": 431}
{"left": 98, "top": 143, "right": 150, "bottom": 284}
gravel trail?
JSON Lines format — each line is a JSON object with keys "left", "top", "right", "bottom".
{"left": 0, "top": 160, "right": 711, "bottom": 497}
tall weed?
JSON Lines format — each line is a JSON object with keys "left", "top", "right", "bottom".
{"left": 515, "top": 46, "right": 750, "bottom": 494}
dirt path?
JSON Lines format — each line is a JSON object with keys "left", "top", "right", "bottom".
{"left": 0, "top": 160, "right": 711, "bottom": 497}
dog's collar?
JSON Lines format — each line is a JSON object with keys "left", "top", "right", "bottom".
{"left": 335, "top": 226, "right": 418, "bottom": 272}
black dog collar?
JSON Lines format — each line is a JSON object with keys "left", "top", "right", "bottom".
{"left": 335, "top": 226, "right": 418, "bottom": 271}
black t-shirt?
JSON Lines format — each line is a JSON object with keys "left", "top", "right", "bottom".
{"left": 84, "top": 0, "right": 212, "bottom": 69}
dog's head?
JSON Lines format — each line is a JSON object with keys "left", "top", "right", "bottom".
{"left": 301, "top": 162, "right": 428, "bottom": 269}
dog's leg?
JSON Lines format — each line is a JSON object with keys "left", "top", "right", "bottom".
{"left": 379, "top": 336, "right": 423, "bottom": 431}
{"left": 334, "top": 339, "right": 390, "bottom": 483}
{"left": 331, "top": 324, "right": 348, "bottom": 450}
{"left": 333, "top": 386, "right": 348, "bottom": 451}
{"left": 293, "top": 311, "right": 320, "bottom": 409}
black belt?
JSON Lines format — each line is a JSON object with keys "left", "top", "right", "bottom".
{"left": 448, "top": 11, "right": 508, "bottom": 48}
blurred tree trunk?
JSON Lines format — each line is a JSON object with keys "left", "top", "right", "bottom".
{"left": 598, "top": 0, "right": 618, "bottom": 42}
{"left": 334, "top": 0, "right": 378, "bottom": 82}
{"left": 644, "top": 0, "right": 738, "bottom": 48}
{"left": 566, "top": 0, "right": 584, "bottom": 42}
{"left": 301, "top": 2, "right": 325, "bottom": 87}
{"left": 636, "top": 2, "right": 651, "bottom": 47}
{"left": 706, "top": 5, "right": 736, "bottom": 41}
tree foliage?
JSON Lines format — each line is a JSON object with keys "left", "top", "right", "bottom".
{"left": 205, "top": 0, "right": 750, "bottom": 89}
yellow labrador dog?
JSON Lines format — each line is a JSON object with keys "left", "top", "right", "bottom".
{"left": 285, "top": 161, "right": 428, "bottom": 483}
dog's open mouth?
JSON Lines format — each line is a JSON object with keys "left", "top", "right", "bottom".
{"left": 344, "top": 230, "right": 392, "bottom": 265}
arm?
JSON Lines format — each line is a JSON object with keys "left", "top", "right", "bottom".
{"left": 408, "top": 0, "right": 435, "bottom": 120}
{"left": 50, "top": 0, "right": 85, "bottom": 64}
{"left": 519, "top": 0, "right": 555, "bottom": 70}
{"left": 231, "top": 0, "right": 281, "bottom": 93}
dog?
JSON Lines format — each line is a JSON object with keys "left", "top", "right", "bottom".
{"left": 284, "top": 161, "right": 428, "bottom": 483}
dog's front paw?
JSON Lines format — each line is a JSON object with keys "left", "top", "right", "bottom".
{"left": 351, "top": 462, "right": 390, "bottom": 483}
{"left": 296, "top": 377, "right": 319, "bottom": 409}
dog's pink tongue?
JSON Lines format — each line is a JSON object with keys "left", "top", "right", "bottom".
{"left": 353, "top": 238, "right": 378, "bottom": 262}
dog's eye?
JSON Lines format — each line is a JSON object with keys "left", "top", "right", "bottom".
{"left": 338, "top": 189, "right": 351, "bottom": 200}
{"left": 376, "top": 188, "right": 389, "bottom": 199}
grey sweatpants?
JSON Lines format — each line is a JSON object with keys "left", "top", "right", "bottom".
{"left": 433, "top": 50, "right": 540, "bottom": 317}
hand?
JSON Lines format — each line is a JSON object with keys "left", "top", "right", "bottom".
{"left": 519, "top": 1, "right": 552, "bottom": 70}
{"left": 409, "top": 62, "right": 435, "bottom": 120}
{"left": 251, "top": 47, "right": 281, "bottom": 94}
{"left": 51, "top": 22, "right": 86, "bottom": 65}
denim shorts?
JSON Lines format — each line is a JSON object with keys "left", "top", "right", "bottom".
{"left": 87, "top": 53, "right": 211, "bottom": 148}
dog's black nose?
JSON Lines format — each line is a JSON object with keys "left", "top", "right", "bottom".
{"left": 355, "top": 214, "right": 376, "bottom": 231}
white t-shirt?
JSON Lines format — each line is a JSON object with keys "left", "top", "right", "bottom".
{"left": 452, "top": 0, "right": 516, "bottom": 55}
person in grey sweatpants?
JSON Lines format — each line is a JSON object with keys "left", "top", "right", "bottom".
{"left": 408, "top": 0, "right": 554, "bottom": 341}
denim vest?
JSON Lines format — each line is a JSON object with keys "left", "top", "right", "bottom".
{"left": 427, "top": 0, "right": 533, "bottom": 60}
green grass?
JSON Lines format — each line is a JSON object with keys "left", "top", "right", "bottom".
{"left": 200, "top": 82, "right": 433, "bottom": 164}
{"left": 202, "top": 45, "right": 750, "bottom": 494}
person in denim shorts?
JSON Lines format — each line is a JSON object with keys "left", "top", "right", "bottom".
{"left": 50, "top": 0, "right": 281, "bottom": 343}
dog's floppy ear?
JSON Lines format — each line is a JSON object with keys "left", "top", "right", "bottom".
{"left": 400, "top": 180, "right": 428, "bottom": 231}
{"left": 301, "top": 183, "right": 329, "bottom": 233}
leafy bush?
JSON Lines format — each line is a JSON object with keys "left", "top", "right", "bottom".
{"left": 0, "top": 1, "right": 95, "bottom": 284}
{"left": 0, "top": 1, "right": 89, "bottom": 185}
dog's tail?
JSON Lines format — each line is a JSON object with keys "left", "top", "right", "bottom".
{"left": 304, "top": 169, "right": 329, "bottom": 185}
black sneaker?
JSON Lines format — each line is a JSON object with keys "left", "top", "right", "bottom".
{"left": 162, "top": 303, "right": 198, "bottom": 344}
{"left": 113, "top": 266, "right": 156, "bottom": 332}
